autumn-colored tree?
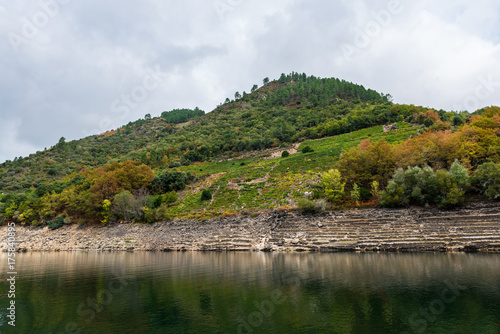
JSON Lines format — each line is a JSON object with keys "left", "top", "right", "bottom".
{"left": 455, "top": 116, "right": 500, "bottom": 167}
{"left": 111, "top": 161, "right": 154, "bottom": 191}
{"left": 395, "top": 130, "right": 460, "bottom": 170}
{"left": 337, "top": 139, "right": 396, "bottom": 189}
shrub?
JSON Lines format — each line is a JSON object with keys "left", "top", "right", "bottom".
{"left": 201, "top": 190, "right": 212, "bottom": 201}
{"left": 436, "top": 169, "right": 465, "bottom": 207}
{"left": 337, "top": 139, "right": 396, "bottom": 189}
{"left": 112, "top": 191, "right": 136, "bottom": 221}
{"left": 315, "top": 199, "right": 327, "bottom": 211}
{"left": 149, "top": 195, "right": 163, "bottom": 209}
{"left": 302, "top": 146, "right": 314, "bottom": 153}
{"left": 312, "top": 189, "right": 322, "bottom": 199}
{"left": 152, "top": 171, "right": 196, "bottom": 194}
{"left": 370, "top": 181, "right": 382, "bottom": 201}
{"left": 162, "top": 191, "right": 178, "bottom": 206}
{"left": 449, "top": 159, "right": 470, "bottom": 188}
{"left": 281, "top": 151, "right": 290, "bottom": 158}
{"left": 155, "top": 203, "right": 172, "bottom": 221}
{"left": 382, "top": 161, "right": 470, "bottom": 207}
{"left": 143, "top": 207, "right": 157, "bottom": 224}
{"left": 169, "top": 162, "right": 181, "bottom": 168}
{"left": 48, "top": 216, "right": 65, "bottom": 230}
{"left": 350, "top": 183, "right": 360, "bottom": 206}
{"left": 359, "top": 187, "right": 371, "bottom": 200}
{"left": 474, "top": 162, "right": 500, "bottom": 199}
{"left": 101, "top": 199, "right": 111, "bottom": 225}
{"left": 322, "top": 169, "right": 345, "bottom": 204}
{"left": 297, "top": 199, "right": 318, "bottom": 214}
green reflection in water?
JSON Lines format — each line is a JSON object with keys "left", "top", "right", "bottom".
{"left": 1, "top": 252, "right": 499, "bottom": 334}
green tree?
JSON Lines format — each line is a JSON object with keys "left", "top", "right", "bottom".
{"left": 322, "top": 169, "right": 345, "bottom": 204}
{"left": 112, "top": 191, "right": 136, "bottom": 221}
{"left": 57, "top": 137, "right": 66, "bottom": 149}
{"left": 101, "top": 199, "right": 112, "bottom": 225}
{"left": 449, "top": 159, "right": 470, "bottom": 188}
{"left": 152, "top": 171, "right": 194, "bottom": 194}
{"left": 161, "top": 108, "right": 204, "bottom": 124}
{"left": 302, "top": 146, "right": 314, "bottom": 153}
{"left": 350, "top": 183, "right": 360, "bottom": 206}
{"left": 201, "top": 190, "right": 212, "bottom": 201}
{"left": 251, "top": 84, "right": 258, "bottom": 92}
{"left": 453, "top": 114, "right": 464, "bottom": 126}
{"left": 382, "top": 164, "right": 469, "bottom": 208}
{"left": 370, "top": 181, "right": 382, "bottom": 201}
{"left": 263, "top": 77, "right": 269, "bottom": 85}
{"left": 474, "top": 162, "right": 500, "bottom": 199}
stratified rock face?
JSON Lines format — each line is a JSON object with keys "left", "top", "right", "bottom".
{"left": 2, "top": 202, "right": 500, "bottom": 253}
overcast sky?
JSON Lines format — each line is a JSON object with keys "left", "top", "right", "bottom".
{"left": 1, "top": 0, "right": 499, "bottom": 162}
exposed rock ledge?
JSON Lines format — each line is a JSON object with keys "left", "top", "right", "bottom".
{"left": 2, "top": 202, "right": 500, "bottom": 253}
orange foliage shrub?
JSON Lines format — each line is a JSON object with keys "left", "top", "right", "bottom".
{"left": 84, "top": 160, "right": 154, "bottom": 200}
{"left": 395, "top": 112, "right": 500, "bottom": 170}
{"left": 337, "top": 139, "right": 396, "bottom": 188}
{"left": 395, "top": 130, "right": 460, "bottom": 170}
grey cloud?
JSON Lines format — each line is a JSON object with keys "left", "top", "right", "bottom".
{"left": 0, "top": 0, "right": 499, "bottom": 162}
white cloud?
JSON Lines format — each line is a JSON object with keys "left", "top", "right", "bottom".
{"left": 0, "top": 0, "right": 499, "bottom": 162}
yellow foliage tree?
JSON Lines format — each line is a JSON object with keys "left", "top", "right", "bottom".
{"left": 322, "top": 169, "right": 345, "bottom": 204}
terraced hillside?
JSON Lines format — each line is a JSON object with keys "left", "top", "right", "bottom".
{"left": 3, "top": 202, "right": 499, "bottom": 252}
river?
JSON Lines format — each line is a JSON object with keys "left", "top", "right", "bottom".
{"left": 1, "top": 252, "right": 499, "bottom": 333}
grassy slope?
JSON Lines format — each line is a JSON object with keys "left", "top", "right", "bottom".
{"left": 166, "top": 122, "right": 421, "bottom": 220}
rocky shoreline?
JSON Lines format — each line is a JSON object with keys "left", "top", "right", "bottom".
{"left": 2, "top": 202, "right": 500, "bottom": 252}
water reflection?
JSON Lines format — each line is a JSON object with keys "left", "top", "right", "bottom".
{"left": 1, "top": 252, "right": 499, "bottom": 333}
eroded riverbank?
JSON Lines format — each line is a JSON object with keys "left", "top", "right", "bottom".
{"left": 2, "top": 202, "right": 500, "bottom": 252}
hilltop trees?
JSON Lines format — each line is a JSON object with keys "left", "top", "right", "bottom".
{"left": 161, "top": 107, "right": 204, "bottom": 124}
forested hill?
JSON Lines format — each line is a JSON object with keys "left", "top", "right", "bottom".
{"left": 0, "top": 73, "right": 397, "bottom": 191}
{"left": 1, "top": 72, "right": 498, "bottom": 227}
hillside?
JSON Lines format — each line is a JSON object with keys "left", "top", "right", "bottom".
{"left": 0, "top": 72, "right": 499, "bottom": 227}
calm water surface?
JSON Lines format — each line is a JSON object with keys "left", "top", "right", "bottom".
{"left": 1, "top": 252, "right": 499, "bottom": 334}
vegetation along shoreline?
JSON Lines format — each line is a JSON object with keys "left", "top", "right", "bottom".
{"left": 2, "top": 202, "right": 500, "bottom": 253}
